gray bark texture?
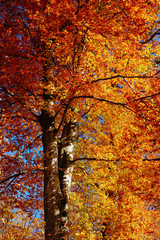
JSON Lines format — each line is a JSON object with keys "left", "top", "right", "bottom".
{"left": 40, "top": 110, "right": 76, "bottom": 240}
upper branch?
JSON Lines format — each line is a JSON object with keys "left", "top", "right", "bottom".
{"left": 133, "top": 92, "right": 160, "bottom": 101}
{"left": 73, "top": 157, "right": 119, "bottom": 163}
{"left": 0, "top": 169, "right": 43, "bottom": 196}
{"left": 91, "top": 74, "right": 160, "bottom": 84}
{"left": 1, "top": 86, "right": 39, "bottom": 119}
{"left": 0, "top": 172, "right": 26, "bottom": 185}
{"left": 143, "top": 158, "right": 160, "bottom": 161}
{"left": 141, "top": 29, "right": 160, "bottom": 44}
{"left": 73, "top": 95, "right": 126, "bottom": 106}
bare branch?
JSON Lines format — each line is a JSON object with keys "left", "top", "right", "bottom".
{"left": 122, "top": 77, "right": 137, "bottom": 94}
{"left": 133, "top": 92, "right": 160, "bottom": 101}
{"left": 73, "top": 95, "right": 126, "bottom": 106}
{"left": 20, "top": 134, "right": 42, "bottom": 154}
{"left": 0, "top": 172, "right": 26, "bottom": 185}
{"left": 122, "top": 77, "right": 157, "bottom": 104}
{"left": 73, "top": 92, "right": 155, "bottom": 122}
{"left": 143, "top": 158, "right": 160, "bottom": 161}
{"left": 113, "top": 0, "right": 128, "bottom": 16}
{"left": 141, "top": 29, "right": 160, "bottom": 44}
{"left": 3, "top": 115, "right": 38, "bottom": 122}
{"left": 0, "top": 177, "right": 17, "bottom": 196}
{"left": 1, "top": 86, "right": 39, "bottom": 119}
{"left": 73, "top": 157, "right": 119, "bottom": 163}
{"left": 91, "top": 74, "right": 160, "bottom": 84}
{"left": 0, "top": 169, "right": 44, "bottom": 196}
{"left": 0, "top": 172, "right": 26, "bottom": 196}
{"left": 91, "top": 75, "right": 120, "bottom": 83}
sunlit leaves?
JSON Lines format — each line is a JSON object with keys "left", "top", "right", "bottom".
{"left": 0, "top": 0, "right": 160, "bottom": 239}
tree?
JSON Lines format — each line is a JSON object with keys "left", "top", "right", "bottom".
{"left": 0, "top": 201, "right": 44, "bottom": 239}
{"left": 0, "top": 0, "right": 160, "bottom": 239}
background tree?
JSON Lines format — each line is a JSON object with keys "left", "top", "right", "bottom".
{"left": 0, "top": 201, "right": 44, "bottom": 239}
{"left": 0, "top": 0, "right": 160, "bottom": 239}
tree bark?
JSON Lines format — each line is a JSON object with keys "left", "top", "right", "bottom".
{"left": 40, "top": 110, "right": 76, "bottom": 240}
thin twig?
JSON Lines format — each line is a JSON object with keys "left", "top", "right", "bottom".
{"left": 133, "top": 92, "right": 160, "bottom": 101}
{"left": 20, "top": 134, "right": 42, "bottom": 154}
{"left": 73, "top": 157, "right": 118, "bottom": 163}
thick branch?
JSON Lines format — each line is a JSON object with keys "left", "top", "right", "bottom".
{"left": 143, "top": 158, "right": 160, "bottom": 161}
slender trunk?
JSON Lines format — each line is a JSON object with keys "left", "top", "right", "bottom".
{"left": 40, "top": 111, "right": 76, "bottom": 240}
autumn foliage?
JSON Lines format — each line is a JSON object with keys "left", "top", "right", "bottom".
{"left": 0, "top": 0, "right": 160, "bottom": 239}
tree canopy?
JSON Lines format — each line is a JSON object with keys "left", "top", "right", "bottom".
{"left": 0, "top": 0, "right": 160, "bottom": 239}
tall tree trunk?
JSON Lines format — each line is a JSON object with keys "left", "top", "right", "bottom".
{"left": 40, "top": 110, "right": 76, "bottom": 240}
